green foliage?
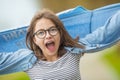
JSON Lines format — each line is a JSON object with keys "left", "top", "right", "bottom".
{"left": 101, "top": 45, "right": 120, "bottom": 80}
{"left": 0, "top": 72, "right": 30, "bottom": 80}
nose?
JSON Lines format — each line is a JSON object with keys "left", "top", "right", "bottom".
{"left": 45, "top": 31, "right": 52, "bottom": 39}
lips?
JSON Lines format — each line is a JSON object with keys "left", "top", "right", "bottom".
{"left": 45, "top": 41, "right": 55, "bottom": 52}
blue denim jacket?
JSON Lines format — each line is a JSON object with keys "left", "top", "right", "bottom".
{"left": 0, "top": 10, "right": 120, "bottom": 75}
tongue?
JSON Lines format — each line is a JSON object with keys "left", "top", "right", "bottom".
{"left": 46, "top": 43, "right": 55, "bottom": 52}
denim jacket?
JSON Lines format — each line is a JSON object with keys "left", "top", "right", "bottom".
{"left": 0, "top": 10, "right": 120, "bottom": 75}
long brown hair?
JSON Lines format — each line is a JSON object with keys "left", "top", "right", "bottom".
{"left": 26, "top": 9, "right": 84, "bottom": 60}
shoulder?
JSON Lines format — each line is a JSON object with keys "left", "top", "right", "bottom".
{"left": 66, "top": 50, "right": 83, "bottom": 58}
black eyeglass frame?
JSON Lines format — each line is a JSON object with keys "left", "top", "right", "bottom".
{"left": 33, "top": 27, "right": 59, "bottom": 39}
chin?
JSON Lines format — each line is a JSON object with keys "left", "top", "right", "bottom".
{"left": 48, "top": 52, "right": 57, "bottom": 56}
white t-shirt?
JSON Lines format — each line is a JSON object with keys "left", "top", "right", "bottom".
{"left": 26, "top": 51, "right": 83, "bottom": 80}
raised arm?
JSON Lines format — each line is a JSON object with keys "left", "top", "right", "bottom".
{"left": 80, "top": 10, "right": 120, "bottom": 53}
{"left": 0, "top": 49, "right": 37, "bottom": 75}
{"left": 67, "top": 10, "right": 120, "bottom": 54}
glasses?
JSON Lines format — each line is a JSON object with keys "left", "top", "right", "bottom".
{"left": 33, "top": 27, "right": 59, "bottom": 39}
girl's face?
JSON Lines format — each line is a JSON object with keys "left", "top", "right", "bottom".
{"left": 33, "top": 18, "right": 60, "bottom": 60}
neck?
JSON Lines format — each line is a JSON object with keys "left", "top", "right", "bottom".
{"left": 45, "top": 55, "right": 59, "bottom": 62}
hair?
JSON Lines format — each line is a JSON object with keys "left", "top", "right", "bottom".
{"left": 26, "top": 9, "right": 84, "bottom": 60}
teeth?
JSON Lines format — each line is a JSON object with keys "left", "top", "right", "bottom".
{"left": 47, "top": 41, "right": 52, "bottom": 44}
{"left": 47, "top": 41, "right": 52, "bottom": 43}
{"left": 46, "top": 41, "right": 54, "bottom": 46}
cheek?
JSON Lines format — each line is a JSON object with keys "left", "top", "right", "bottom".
{"left": 34, "top": 37, "right": 44, "bottom": 49}
{"left": 55, "top": 34, "right": 61, "bottom": 46}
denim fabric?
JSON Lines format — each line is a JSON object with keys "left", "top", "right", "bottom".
{"left": 58, "top": 3, "right": 120, "bottom": 38}
{"left": 0, "top": 49, "right": 37, "bottom": 74}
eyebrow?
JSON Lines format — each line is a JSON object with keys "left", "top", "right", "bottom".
{"left": 36, "top": 26, "right": 56, "bottom": 31}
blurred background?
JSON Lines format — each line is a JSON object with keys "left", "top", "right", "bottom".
{"left": 0, "top": 0, "right": 120, "bottom": 80}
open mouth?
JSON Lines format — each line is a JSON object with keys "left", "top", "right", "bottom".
{"left": 45, "top": 41, "right": 55, "bottom": 52}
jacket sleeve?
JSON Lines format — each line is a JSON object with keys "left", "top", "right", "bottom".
{"left": 0, "top": 49, "right": 37, "bottom": 75}
{"left": 80, "top": 10, "right": 120, "bottom": 53}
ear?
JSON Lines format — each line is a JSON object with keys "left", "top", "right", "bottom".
{"left": 33, "top": 37, "right": 38, "bottom": 45}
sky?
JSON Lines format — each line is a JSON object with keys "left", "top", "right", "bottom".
{"left": 0, "top": 0, "right": 39, "bottom": 32}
